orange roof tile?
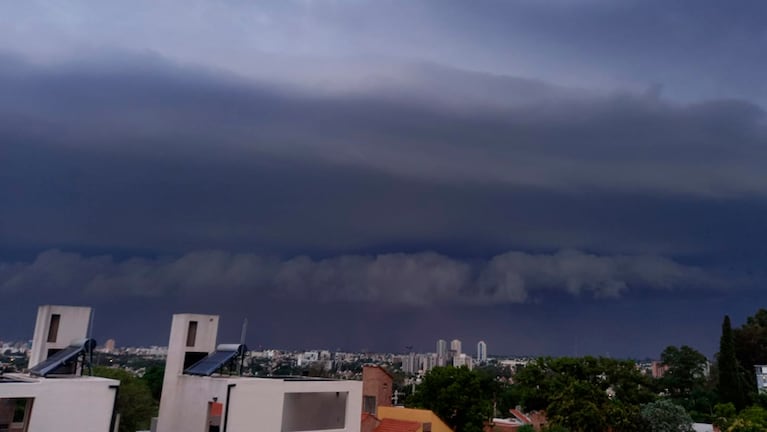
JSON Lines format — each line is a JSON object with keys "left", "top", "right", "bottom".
{"left": 374, "top": 418, "right": 422, "bottom": 432}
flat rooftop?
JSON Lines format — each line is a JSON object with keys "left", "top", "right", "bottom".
{"left": 0, "top": 373, "right": 117, "bottom": 384}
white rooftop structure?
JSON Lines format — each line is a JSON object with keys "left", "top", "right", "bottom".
{"left": 157, "top": 313, "right": 362, "bottom": 432}
{"left": 0, "top": 305, "right": 119, "bottom": 432}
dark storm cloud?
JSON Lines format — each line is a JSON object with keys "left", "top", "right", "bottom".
{"left": 1, "top": 53, "right": 767, "bottom": 260}
{"left": 0, "top": 249, "right": 717, "bottom": 304}
{"left": 1, "top": 0, "right": 767, "bottom": 356}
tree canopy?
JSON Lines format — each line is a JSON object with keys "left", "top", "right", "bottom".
{"left": 640, "top": 399, "right": 694, "bottom": 432}
{"left": 408, "top": 366, "right": 497, "bottom": 432}
{"left": 659, "top": 345, "right": 717, "bottom": 421}
{"left": 94, "top": 366, "right": 157, "bottom": 432}
{"left": 719, "top": 315, "right": 749, "bottom": 410}
{"left": 513, "top": 356, "right": 655, "bottom": 432}
{"left": 733, "top": 309, "right": 767, "bottom": 402}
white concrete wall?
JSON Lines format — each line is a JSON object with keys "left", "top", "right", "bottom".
{"left": 157, "top": 375, "right": 230, "bottom": 432}
{"left": 227, "top": 379, "right": 363, "bottom": 432}
{"left": 157, "top": 313, "right": 219, "bottom": 432}
{"left": 29, "top": 305, "right": 92, "bottom": 368}
{"left": 0, "top": 376, "right": 117, "bottom": 432}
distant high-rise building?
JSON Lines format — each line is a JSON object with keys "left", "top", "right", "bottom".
{"left": 477, "top": 341, "right": 487, "bottom": 363}
{"left": 453, "top": 353, "right": 473, "bottom": 370}
{"left": 105, "top": 338, "right": 116, "bottom": 353}
{"left": 437, "top": 339, "right": 448, "bottom": 366}
{"left": 450, "top": 339, "right": 462, "bottom": 355}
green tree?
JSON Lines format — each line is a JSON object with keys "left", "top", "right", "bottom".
{"left": 660, "top": 346, "right": 708, "bottom": 399}
{"left": 733, "top": 309, "right": 767, "bottom": 401}
{"left": 659, "top": 345, "right": 717, "bottom": 421}
{"left": 141, "top": 365, "right": 165, "bottom": 402}
{"left": 640, "top": 399, "right": 694, "bottom": 432}
{"left": 94, "top": 366, "right": 157, "bottom": 432}
{"left": 714, "top": 404, "right": 767, "bottom": 432}
{"left": 408, "top": 366, "right": 496, "bottom": 432}
{"left": 513, "top": 357, "right": 655, "bottom": 432}
{"left": 719, "top": 316, "right": 748, "bottom": 409}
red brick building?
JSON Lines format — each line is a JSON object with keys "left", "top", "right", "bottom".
{"left": 363, "top": 365, "right": 394, "bottom": 415}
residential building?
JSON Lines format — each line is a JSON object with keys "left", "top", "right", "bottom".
{"left": 651, "top": 361, "right": 669, "bottom": 379}
{"left": 157, "top": 313, "right": 362, "bottom": 432}
{"left": 104, "top": 338, "right": 116, "bottom": 353}
{"left": 0, "top": 305, "right": 119, "bottom": 432}
{"left": 755, "top": 365, "right": 767, "bottom": 394}
{"left": 450, "top": 339, "right": 462, "bottom": 356}
{"left": 362, "top": 365, "right": 393, "bottom": 415}
{"left": 436, "top": 340, "right": 447, "bottom": 367}
{"left": 453, "top": 353, "right": 473, "bottom": 370}
{"left": 477, "top": 341, "right": 487, "bottom": 363}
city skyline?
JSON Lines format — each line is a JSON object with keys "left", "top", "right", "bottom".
{"left": 2, "top": 1, "right": 767, "bottom": 358}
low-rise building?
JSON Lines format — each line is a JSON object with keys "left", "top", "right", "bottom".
{"left": 0, "top": 305, "right": 119, "bottom": 432}
{"left": 157, "top": 313, "right": 362, "bottom": 432}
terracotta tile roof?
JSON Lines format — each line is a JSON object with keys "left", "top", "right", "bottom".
{"left": 374, "top": 418, "right": 422, "bottom": 432}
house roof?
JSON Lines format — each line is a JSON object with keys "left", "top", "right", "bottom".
{"left": 509, "top": 408, "right": 532, "bottom": 424}
{"left": 374, "top": 418, "right": 422, "bottom": 432}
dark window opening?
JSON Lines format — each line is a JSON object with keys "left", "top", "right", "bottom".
{"left": 186, "top": 321, "right": 198, "bottom": 347}
{"left": 47, "top": 314, "right": 60, "bottom": 343}
{"left": 282, "top": 392, "right": 347, "bottom": 431}
{"left": 0, "top": 398, "right": 34, "bottom": 432}
{"left": 363, "top": 396, "right": 376, "bottom": 414}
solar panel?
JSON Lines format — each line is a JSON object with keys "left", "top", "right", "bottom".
{"left": 184, "top": 344, "right": 246, "bottom": 376}
{"left": 29, "top": 338, "right": 96, "bottom": 377}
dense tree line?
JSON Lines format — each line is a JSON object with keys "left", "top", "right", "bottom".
{"left": 409, "top": 309, "right": 767, "bottom": 432}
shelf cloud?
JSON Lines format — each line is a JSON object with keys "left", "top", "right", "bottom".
{"left": 0, "top": 249, "right": 716, "bottom": 305}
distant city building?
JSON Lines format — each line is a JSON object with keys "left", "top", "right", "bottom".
{"left": 651, "top": 361, "right": 669, "bottom": 379}
{"left": 755, "top": 365, "right": 767, "bottom": 394}
{"left": 453, "top": 353, "right": 473, "bottom": 370}
{"left": 297, "top": 351, "right": 319, "bottom": 366}
{"left": 400, "top": 352, "right": 417, "bottom": 374}
{"left": 436, "top": 339, "right": 448, "bottom": 366}
{"left": 104, "top": 338, "right": 116, "bottom": 353}
{"left": 477, "top": 340, "right": 487, "bottom": 363}
{"left": 450, "top": 339, "right": 462, "bottom": 355}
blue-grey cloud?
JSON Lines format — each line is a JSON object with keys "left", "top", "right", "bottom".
{"left": 1, "top": 53, "right": 767, "bottom": 260}
{"left": 1, "top": 0, "right": 765, "bottom": 103}
{"left": 0, "top": 249, "right": 717, "bottom": 305}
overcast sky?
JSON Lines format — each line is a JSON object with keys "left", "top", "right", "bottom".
{"left": 1, "top": 0, "right": 766, "bottom": 357}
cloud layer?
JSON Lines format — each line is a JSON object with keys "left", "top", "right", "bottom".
{"left": 2, "top": 54, "right": 767, "bottom": 260}
{"left": 0, "top": 249, "right": 714, "bottom": 305}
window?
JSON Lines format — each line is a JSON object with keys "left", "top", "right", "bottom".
{"left": 186, "top": 321, "right": 198, "bottom": 347}
{"left": 282, "top": 392, "right": 347, "bottom": 431}
{"left": 47, "top": 314, "right": 60, "bottom": 343}
{"left": 363, "top": 396, "right": 376, "bottom": 414}
{"left": 0, "top": 398, "right": 34, "bottom": 432}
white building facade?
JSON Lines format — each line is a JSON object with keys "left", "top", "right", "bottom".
{"left": 1, "top": 305, "right": 118, "bottom": 432}
{"left": 157, "top": 313, "right": 362, "bottom": 432}
{"left": 477, "top": 341, "right": 487, "bottom": 363}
